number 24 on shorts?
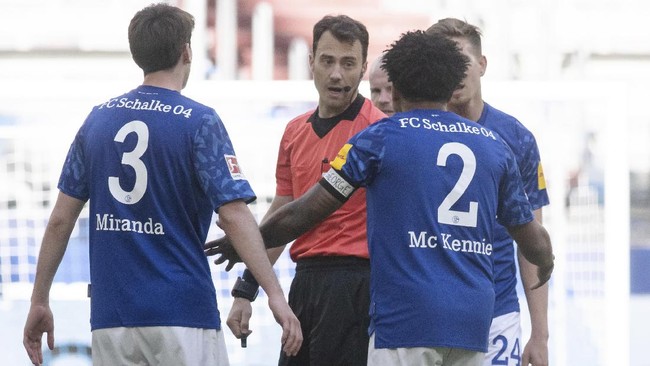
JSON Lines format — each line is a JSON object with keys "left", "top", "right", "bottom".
{"left": 491, "top": 335, "right": 520, "bottom": 366}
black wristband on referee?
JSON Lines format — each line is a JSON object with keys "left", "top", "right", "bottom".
{"left": 231, "top": 269, "right": 259, "bottom": 302}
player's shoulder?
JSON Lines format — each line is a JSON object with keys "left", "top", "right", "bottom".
{"left": 179, "top": 93, "right": 215, "bottom": 112}
{"left": 482, "top": 102, "right": 540, "bottom": 148}
{"left": 483, "top": 103, "right": 529, "bottom": 132}
{"left": 483, "top": 102, "right": 517, "bottom": 121}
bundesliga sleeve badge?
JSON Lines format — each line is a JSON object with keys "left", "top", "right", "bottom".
{"left": 224, "top": 154, "right": 246, "bottom": 180}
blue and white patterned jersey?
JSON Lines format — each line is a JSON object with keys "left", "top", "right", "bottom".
{"left": 58, "top": 85, "right": 255, "bottom": 331}
{"left": 477, "top": 103, "right": 550, "bottom": 317}
{"left": 322, "top": 109, "right": 534, "bottom": 352}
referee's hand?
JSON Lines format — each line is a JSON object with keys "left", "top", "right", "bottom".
{"left": 204, "top": 235, "right": 242, "bottom": 271}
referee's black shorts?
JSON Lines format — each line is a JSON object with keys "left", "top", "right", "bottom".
{"left": 278, "top": 256, "right": 371, "bottom": 366}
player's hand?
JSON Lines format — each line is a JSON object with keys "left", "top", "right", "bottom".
{"left": 204, "top": 235, "right": 242, "bottom": 271}
{"left": 530, "top": 255, "right": 554, "bottom": 290}
{"left": 267, "top": 294, "right": 302, "bottom": 357}
{"left": 521, "top": 334, "right": 549, "bottom": 366}
{"left": 23, "top": 303, "right": 55, "bottom": 366}
{"left": 226, "top": 297, "right": 253, "bottom": 340}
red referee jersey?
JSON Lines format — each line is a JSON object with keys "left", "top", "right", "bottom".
{"left": 275, "top": 97, "right": 385, "bottom": 261}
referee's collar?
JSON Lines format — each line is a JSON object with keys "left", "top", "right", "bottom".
{"left": 308, "top": 94, "right": 365, "bottom": 138}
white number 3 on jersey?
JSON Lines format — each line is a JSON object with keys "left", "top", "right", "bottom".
{"left": 108, "top": 120, "right": 149, "bottom": 204}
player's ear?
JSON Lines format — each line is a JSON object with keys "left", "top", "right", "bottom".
{"left": 479, "top": 55, "right": 487, "bottom": 76}
{"left": 183, "top": 43, "right": 192, "bottom": 64}
{"left": 308, "top": 52, "right": 315, "bottom": 74}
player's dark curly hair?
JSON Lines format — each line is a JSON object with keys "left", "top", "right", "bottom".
{"left": 382, "top": 30, "right": 469, "bottom": 103}
{"left": 128, "top": 3, "right": 195, "bottom": 74}
{"left": 313, "top": 15, "right": 369, "bottom": 62}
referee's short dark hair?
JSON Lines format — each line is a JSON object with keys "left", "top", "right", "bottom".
{"left": 312, "top": 15, "right": 370, "bottom": 63}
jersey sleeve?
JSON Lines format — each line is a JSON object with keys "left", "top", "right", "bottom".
{"left": 58, "top": 122, "right": 90, "bottom": 201}
{"left": 193, "top": 111, "right": 256, "bottom": 210}
{"left": 516, "top": 130, "right": 550, "bottom": 210}
{"left": 496, "top": 142, "right": 535, "bottom": 228}
{"left": 321, "top": 122, "right": 385, "bottom": 200}
{"left": 275, "top": 124, "right": 294, "bottom": 196}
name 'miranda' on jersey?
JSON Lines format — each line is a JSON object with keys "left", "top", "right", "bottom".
{"left": 96, "top": 213, "right": 165, "bottom": 235}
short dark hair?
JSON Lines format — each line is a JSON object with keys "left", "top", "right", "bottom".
{"left": 382, "top": 30, "right": 469, "bottom": 103}
{"left": 425, "top": 18, "right": 483, "bottom": 57}
{"left": 128, "top": 3, "right": 195, "bottom": 74}
{"left": 312, "top": 15, "right": 369, "bottom": 62}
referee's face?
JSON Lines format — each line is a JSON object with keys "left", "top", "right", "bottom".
{"left": 310, "top": 31, "right": 367, "bottom": 119}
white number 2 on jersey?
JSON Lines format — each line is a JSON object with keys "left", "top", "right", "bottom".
{"left": 108, "top": 120, "right": 149, "bottom": 204}
{"left": 436, "top": 142, "right": 478, "bottom": 227}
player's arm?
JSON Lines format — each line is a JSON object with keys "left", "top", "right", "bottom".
{"left": 259, "top": 195, "right": 294, "bottom": 264}
{"left": 225, "top": 185, "right": 343, "bottom": 345}
{"left": 217, "top": 199, "right": 302, "bottom": 356}
{"left": 518, "top": 208, "right": 549, "bottom": 365}
{"left": 225, "top": 195, "right": 292, "bottom": 321}
{"left": 24, "top": 192, "right": 85, "bottom": 366}
{"left": 516, "top": 137, "right": 550, "bottom": 364}
{"left": 261, "top": 182, "right": 344, "bottom": 248}
{"left": 205, "top": 195, "right": 293, "bottom": 269}
{"left": 223, "top": 194, "right": 293, "bottom": 347}
{"left": 506, "top": 217, "right": 554, "bottom": 289}
{"left": 206, "top": 183, "right": 345, "bottom": 261}
{"left": 231, "top": 167, "right": 353, "bottom": 256}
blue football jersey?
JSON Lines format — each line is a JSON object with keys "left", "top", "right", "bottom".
{"left": 477, "top": 103, "right": 550, "bottom": 317}
{"left": 58, "top": 85, "right": 255, "bottom": 330}
{"left": 324, "top": 109, "right": 534, "bottom": 352}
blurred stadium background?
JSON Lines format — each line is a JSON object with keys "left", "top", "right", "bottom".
{"left": 1, "top": 0, "right": 649, "bottom": 365}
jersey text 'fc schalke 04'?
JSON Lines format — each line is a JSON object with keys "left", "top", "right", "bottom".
{"left": 58, "top": 85, "right": 255, "bottom": 331}
{"left": 321, "top": 109, "right": 534, "bottom": 352}
{"left": 478, "top": 103, "right": 550, "bottom": 318}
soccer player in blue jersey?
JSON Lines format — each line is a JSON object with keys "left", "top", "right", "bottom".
{"left": 427, "top": 18, "right": 551, "bottom": 366}
{"left": 22, "top": 4, "right": 301, "bottom": 366}
{"left": 209, "top": 30, "right": 554, "bottom": 366}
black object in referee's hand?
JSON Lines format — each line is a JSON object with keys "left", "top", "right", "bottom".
{"left": 241, "top": 333, "right": 248, "bottom": 348}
